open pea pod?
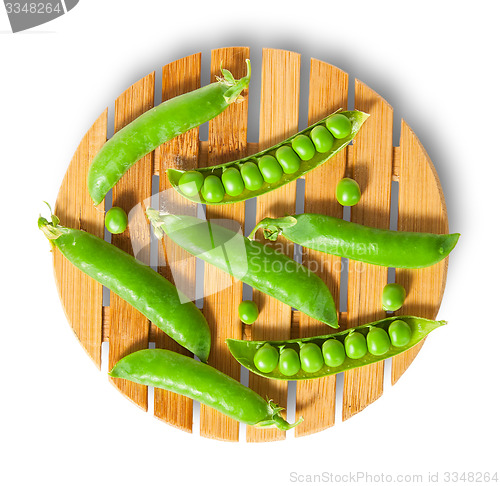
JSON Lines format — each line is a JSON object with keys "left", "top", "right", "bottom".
{"left": 168, "top": 110, "right": 369, "bottom": 205}
{"left": 227, "top": 316, "right": 446, "bottom": 381}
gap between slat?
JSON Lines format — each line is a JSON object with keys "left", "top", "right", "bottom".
{"left": 95, "top": 53, "right": 406, "bottom": 438}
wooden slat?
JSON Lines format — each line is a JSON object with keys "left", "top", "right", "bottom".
{"left": 108, "top": 72, "right": 155, "bottom": 411}
{"left": 199, "top": 47, "right": 249, "bottom": 441}
{"left": 343, "top": 80, "right": 393, "bottom": 421}
{"left": 153, "top": 53, "right": 202, "bottom": 432}
{"left": 295, "top": 59, "right": 348, "bottom": 436}
{"left": 392, "top": 120, "right": 449, "bottom": 384}
{"left": 247, "top": 48, "right": 301, "bottom": 442}
{"left": 54, "top": 48, "right": 452, "bottom": 440}
{"left": 53, "top": 110, "right": 107, "bottom": 368}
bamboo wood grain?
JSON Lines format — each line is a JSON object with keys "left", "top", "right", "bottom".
{"left": 295, "top": 59, "right": 348, "bottom": 437}
{"left": 247, "top": 48, "right": 301, "bottom": 443}
{"left": 53, "top": 110, "right": 107, "bottom": 368}
{"left": 392, "top": 120, "right": 449, "bottom": 384}
{"left": 52, "top": 47, "right": 452, "bottom": 440}
{"left": 198, "top": 47, "right": 249, "bottom": 442}
{"left": 108, "top": 72, "right": 155, "bottom": 411}
{"left": 343, "top": 80, "right": 394, "bottom": 421}
{"left": 153, "top": 53, "right": 202, "bottom": 432}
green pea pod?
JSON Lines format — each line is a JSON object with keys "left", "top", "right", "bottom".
{"left": 227, "top": 316, "right": 446, "bottom": 380}
{"left": 109, "top": 349, "right": 302, "bottom": 430}
{"left": 146, "top": 209, "right": 338, "bottom": 328}
{"left": 38, "top": 209, "right": 211, "bottom": 362}
{"left": 250, "top": 213, "right": 460, "bottom": 269}
{"left": 168, "top": 110, "right": 369, "bottom": 205}
{"left": 87, "top": 60, "right": 251, "bottom": 205}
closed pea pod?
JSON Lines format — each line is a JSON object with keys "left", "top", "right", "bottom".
{"left": 250, "top": 213, "right": 460, "bottom": 269}
{"left": 38, "top": 208, "right": 211, "bottom": 361}
{"left": 147, "top": 209, "right": 338, "bottom": 327}
{"left": 227, "top": 316, "right": 446, "bottom": 380}
{"left": 168, "top": 110, "right": 369, "bottom": 205}
{"left": 110, "top": 349, "right": 302, "bottom": 430}
{"left": 88, "top": 60, "right": 251, "bottom": 205}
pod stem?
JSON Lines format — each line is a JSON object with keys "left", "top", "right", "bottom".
{"left": 248, "top": 216, "right": 297, "bottom": 241}
{"left": 255, "top": 400, "right": 304, "bottom": 431}
{"left": 218, "top": 59, "right": 251, "bottom": 105}
{"left": 146, "top": 207, "right": 167, "bottom": 240}
{"left": 38, "top": 202, "right": 63, "bottom": 242}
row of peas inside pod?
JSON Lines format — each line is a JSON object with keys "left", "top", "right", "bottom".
{"left": 177, "top": 113, "right": 353, "bottom": 203}
{"left": 253, "top": 320, "right": 413, "bottom": 377}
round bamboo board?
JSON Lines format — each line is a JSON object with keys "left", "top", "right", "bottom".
{"left": 52, "top": 47, "right": 450, "bottom": 442}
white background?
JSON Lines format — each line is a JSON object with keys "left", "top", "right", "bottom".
{"left": 1, "top": 1, "right": 499, "bottom": 485}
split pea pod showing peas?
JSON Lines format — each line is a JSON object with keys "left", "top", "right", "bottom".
{"left": 168, "top": 111, "right": 369, "bottom": 205}
{"left": 87, "top": 60, "right": 251, "bottom": 205}
{"left": 110, "top": 349, "right": 302, "bottom": 430}
{"left": 38, "top": 208, "right": 211, "bottom": 362}
{"left": 146, "top": 209, "right": 338, "bottom": 328}
{"left": 227, "top": 316, "right": 446, "bottom": 380}
{"left": 250, "top": 213, "right": 460, "bottom": 269}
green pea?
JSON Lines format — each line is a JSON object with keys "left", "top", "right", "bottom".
{"left": 291, "top": 134, "right": 316, "bottom": 161}
{"left": 275, "top": 146, "right": 301, "bottom": 174}
{"left": 366, "top": 327, "right": 391, "bottom": 356}
{"left": 326, "top": 114, "right": 352, "bottom": 138}
{"left": 336, "top": 177, "right": 361, "bottom": 206}
{"left": 310, "top": 125, "right": 334, "bottom": 153}
{"left": 240, "top": 161, "right": 264, "bottom": 191}
{"left": 344, "top": 331, "right": 367, "bottom": 359}
{"left": 253, "top": 344, "right": 279, "bottom": 373}
{"left": 279, "top": 348, "right": 301, "bottom": 377}
{"left": 221, "top": 167, "right": 245, "bottom": 197}
{"left": 382, "top": 283, "right": 406, "bottom": 311}
{"left": 258, "top": 155, "right": 283, "bottom": 183}
{"left": 238, "top": 300, "right": 259, "bottom": 325}
{"left": 300, "top": 342, "right": 324, "bottom": 373}
{"left": 388, "top": 320, "right": 412, "bottom": 347}
{"left": 322, "top": 339, "right": 345, "bottom": 367}
{"left": 201, "top": 175, "right": 225, "bottom": 203}
{"left": 105, "top": 207, "right": 128, "bottom": 234}
{"left": 201, "top": 174, "right": 225, "bottom": 203}
{"left": 178, "top": 170, "right": 204, "bottom": 197}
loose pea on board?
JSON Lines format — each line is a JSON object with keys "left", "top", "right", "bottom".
{"left": 336, "top": 177, "right": 361, "bottom": 206}
{"left": 226, "top": 316, "right": 446, "bottom": 380}
{"left": 169, "top": 110, "right": 369, "bottom": 205}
